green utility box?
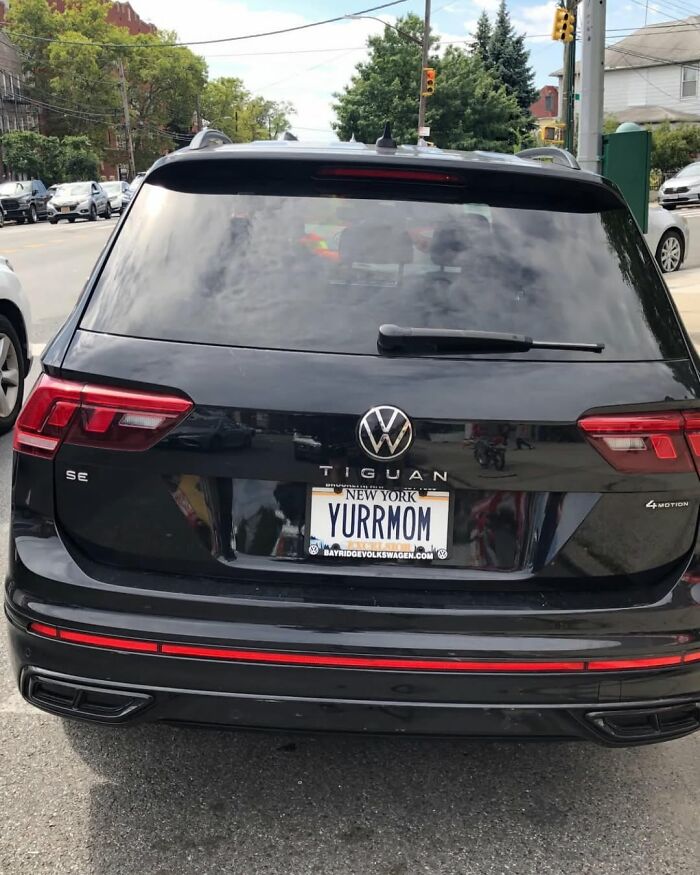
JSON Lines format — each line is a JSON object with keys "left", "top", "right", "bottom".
{"left": 602, "top": 122, "right": 651, "bottom": 233}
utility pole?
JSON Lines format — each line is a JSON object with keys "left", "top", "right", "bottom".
{"left": 118, "top": 58, "right": 136, "bottom": 180}
{"left": 417, "top": 0, "right": 431, "bottom": 142}
{"left": 577, "top": 0, "right": 606, "bottom": 173}
{"left": 560, "top": 2, "right": 577, "bottom": 153}
{"left": 195, "top": 94, "right": 203, "bottom": 133}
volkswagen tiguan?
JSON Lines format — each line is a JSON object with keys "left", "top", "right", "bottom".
{"left": 6, "top": 131, "right": 700, "bottom": 746}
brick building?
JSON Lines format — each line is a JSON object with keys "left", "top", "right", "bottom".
{"left": 48, "top": 0, "right": 156, "bottom": 36}
{"left": 530, "top": 85, "right": 559, "bottom": 120}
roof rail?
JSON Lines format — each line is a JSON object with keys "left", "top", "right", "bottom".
{"left": 517, "top": 146, "right": 580, "bottom": 170}
{"left": 188, "top": 128, "right": 233, "bottom": 150}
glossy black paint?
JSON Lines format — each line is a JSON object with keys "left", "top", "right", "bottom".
{"left": 8, "top": 144, "right": 700, "bottom": 742}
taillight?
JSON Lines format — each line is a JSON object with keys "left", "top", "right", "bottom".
{"left": 579, "top": 412, "right": 700, "bottom": 474}
{"left": 14, "top": 374, "right": 192, "bottom": 458}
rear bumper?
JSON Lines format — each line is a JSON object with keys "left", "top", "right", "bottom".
{"left": 7, "top": 604, "right": 700, "bottom": 745}
{"left": 7, "top": 521, "right": 700, "bottom": 745}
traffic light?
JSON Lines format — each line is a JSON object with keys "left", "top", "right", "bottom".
{"left": 422, "top": 67, "right": 436, "bottom": 97}
{"left": 552, "top": 7, "right": 575, "bottom": 42}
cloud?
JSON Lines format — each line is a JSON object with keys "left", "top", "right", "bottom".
{"left": 132, "top": 0, "right": 389, "bottom": 136}
{"left": 512, "top": 2, "right": 557, "bottom": 43}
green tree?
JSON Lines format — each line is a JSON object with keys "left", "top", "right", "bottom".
{"left": 59, "top": 134, "right": 100, "bottom": 180}
{"left": 7, "top": 0, "right": 209, "bottom": 167}
{"left": 332, "top": 14, "right": 436, "bottom": 145}
{"left": 122, "top": 31, "right": 208, "bottom": 167}
{"left": 487, "top": 1, "right": 538, "bottom": 114}
{"left": 201, "top": 77, "right": 294, "bottom": 142}
{"left": 650, "top": 122, "right": 700, "bottom": 173}
{"left": 429, "top": 47, "right": 521, "bottom": 151}
{"left": 9, "top": 0, "right": 122, "bottom": 143}
{"left": 239, "top": 97, "right": 295, "bottom": 140}
{"left": 472, "top": 11, "right": 492, "bottom": 64}
{"left": 1, "top": 131, "right": 62, "bottom": 183}
{"left": 332, "top": 14, "right": 521, "bottom": 150}
{"left": 201, "top": 76, "right": 251, "bottom": 142}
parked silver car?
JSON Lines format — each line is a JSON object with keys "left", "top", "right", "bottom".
{"left": 102, "top": 180, "right": 132, "bottom": 214}
{"left": 48, "top": 181, "right": 111, "bottom": 224}
{"left": 646, "top": 207, "right": 689, "bottom": 273}
{"left": 659, "top": 162, "right": 700, "bottom": 210}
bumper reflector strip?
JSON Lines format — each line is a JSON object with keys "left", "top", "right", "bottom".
{"left": 27, "top": 622, "right": 700, "bottom": 673}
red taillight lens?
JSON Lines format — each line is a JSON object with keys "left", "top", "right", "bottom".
{"left": 14, "top": 375, "right": 193, "bottom": 458}
{"left": 317, "top": 166, "right": 462, "bottom": 184}
{"left": 579, "top": 412, "right": 700, "bottom": 474}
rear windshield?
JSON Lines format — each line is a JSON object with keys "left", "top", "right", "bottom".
{"left": 81, "top": 177, "right": 686, "bottom": 360}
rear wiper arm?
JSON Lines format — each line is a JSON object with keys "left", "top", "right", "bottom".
{"left": 377, "top": 324, "right": 605, "bottom": 355}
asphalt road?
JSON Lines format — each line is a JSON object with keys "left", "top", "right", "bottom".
{"left": 3, "top": 214, "right": 700, "bottom": 875}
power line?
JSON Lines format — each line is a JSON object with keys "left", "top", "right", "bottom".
{"left": 627, "top": 0, "right": 700, "bottom": 21}
{"left": 0, "top": 0, "right": 408, "bottom": 49}
{"left": 203, "top": 46, "right": 367, "bottom": 58}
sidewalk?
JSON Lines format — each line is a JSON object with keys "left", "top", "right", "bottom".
{"left": 667, "top": 266, "right": 700, "bottom": 345}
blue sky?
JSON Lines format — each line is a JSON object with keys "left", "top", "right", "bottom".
{"left": 132, "top": 0, "right": 689, "bottom": 134}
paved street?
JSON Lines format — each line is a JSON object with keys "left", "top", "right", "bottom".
{"left": 0, "top": 216, "right": 116, "bottom": 347}
{"left": 3, "top": 214, "right": 700, "bottom": 875}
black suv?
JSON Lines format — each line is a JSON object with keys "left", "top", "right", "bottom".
{"left": 7, "top": 131, "right": 700, "bottom": 746}
{"left": 0, "top": 179, "right": 49, "bottom": 223}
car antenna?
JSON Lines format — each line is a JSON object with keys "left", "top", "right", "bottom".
{"left": 376, "top": 122, "right": 397, "bottom": 149}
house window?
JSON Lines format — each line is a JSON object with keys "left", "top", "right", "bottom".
{"left": 544, "top": 94, "right": 553, "bottom": 113}
{"left": 682, "top": 65, "right": 698, "bottom": 98}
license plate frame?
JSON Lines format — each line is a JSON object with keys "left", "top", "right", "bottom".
{"left": 306, "top": 485, "right": 452, "bottom": 561}
{"left": 61, "top": 206, "right": 70, "bottom": 213}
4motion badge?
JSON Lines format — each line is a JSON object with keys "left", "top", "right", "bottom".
{"left": 646, "top": 499, "right": 690, "bottom": 509}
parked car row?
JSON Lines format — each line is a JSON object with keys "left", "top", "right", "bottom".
{"left": 0, "top": 175, "right": 142, "bottom": 227}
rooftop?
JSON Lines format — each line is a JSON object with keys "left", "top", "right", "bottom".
{"left": 553, "top": 15, "right": 700, "bottom": 75}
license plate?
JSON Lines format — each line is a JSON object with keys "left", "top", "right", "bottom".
{"left": 307, "top": 486, "right": 450, "bottom": 560}
{"left": 61, "top": 206, "right": 70, "bottom": 213}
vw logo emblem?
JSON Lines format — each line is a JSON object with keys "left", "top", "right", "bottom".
{"left": 357, "top": 406, "right": 413, "bottom": 461}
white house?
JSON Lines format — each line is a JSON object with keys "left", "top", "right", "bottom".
{"left": 555, "top": 16, "right": 700, "bottom": 125}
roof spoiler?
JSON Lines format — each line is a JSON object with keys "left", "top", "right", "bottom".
{"left": 188, "top": 128, "right": 233, "bottom": 151}
{"left": 517, "top": 147, "right": 580, "bottom": 170}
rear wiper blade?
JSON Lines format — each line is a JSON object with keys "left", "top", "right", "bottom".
{"left": 377, "top": 324, "right": 605, "bottom": 355}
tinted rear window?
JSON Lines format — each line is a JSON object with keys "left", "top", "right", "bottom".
{"left": 81, "top": 173, "right": 686, "bottom": 360}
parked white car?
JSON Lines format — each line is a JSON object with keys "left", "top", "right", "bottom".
{"left": 102, "top": 180, "right": 132, "bottom": 214}
{"left": 659, "top": 162, "right": 700, "bottom": 210}
{"left": 0, "top": 255, "right": 31, "bottom": 431}
{"left": 646, "top": 207, "right": 689, "bottom": 273}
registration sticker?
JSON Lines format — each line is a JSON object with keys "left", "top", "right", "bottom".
{"left": 307, "top": 486, "right": 450, "bottom": 560}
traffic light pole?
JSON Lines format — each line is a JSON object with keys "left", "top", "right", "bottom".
{"left": 417, "top": 0, "right": 431, "bottom": 142}
{"left": 561, "top": 2, "right": 577, "bottom": 153}
{"left": 577, "top": 0, "right": 606, "bottom": 172}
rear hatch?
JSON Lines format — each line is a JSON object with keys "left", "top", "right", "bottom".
{"left": 27, "top": 152, "right": 700, "bottom": 595}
